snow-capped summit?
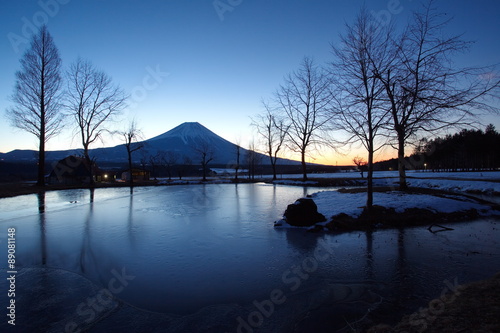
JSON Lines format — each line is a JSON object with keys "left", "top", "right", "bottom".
{"left": 148, "top": 122, "right": 228, "bottom": 146}
{"left": 142, "top": 122, "right": 243, "bottom": 164}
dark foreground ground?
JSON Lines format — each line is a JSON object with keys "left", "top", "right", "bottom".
{"left": 368, "top": 272, "right": 500, "bottom": 332}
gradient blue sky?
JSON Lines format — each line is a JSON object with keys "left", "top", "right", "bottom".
{"left": 1, "top": 0, "right": 499, "bottom": 165}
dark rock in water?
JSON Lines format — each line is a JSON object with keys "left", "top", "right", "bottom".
{"left": 284, "top": 198, "right": 326, "bottom": 227}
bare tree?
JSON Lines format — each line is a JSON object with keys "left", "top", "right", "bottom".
{"left": 275, "top": 57, "right": 332, "bottom": 180}
{"left": 194, "top": 141, "right": 215, "bottom": 181}
{"left": 65, "top": 58, "right": 127, "bottom": 184}
{"left": 234, "top": 138, "right": 241, "bottom": 182}
{"left": 120, "top": 120, "right": 144, "bottom": 186}
{"left": 139, "top": 149, "right": 149, "bottom": 172}
{"left": 373, "top": 2, "right": 500, "bottom": 190}
{"left": 352, "top": 156, "right": 367, "bottom": 179}
{"left": 158, "top": 150, "right": 179, "bottom": 180}
{"left": 246, "top": 139, "right": 262, "bottom": 180}
{"left": 7, "top": 25, "right": 63, "bottom": 186}
{"left": 177, "top": 156, "right": 192, "bottom": 180}
{"left": 148, "top": 153, "right": 161, "bottom": 180}
{"left": 331, "top": 9, "right": 390, "bottom": 209}
{"left": 252, "top": 104, "right": 290, "bottom": 180}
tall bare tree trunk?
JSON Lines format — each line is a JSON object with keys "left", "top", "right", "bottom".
{"left": 397, "top": 131, "right": 408, "bottom": 190}
{"left": 301, "top": 151, "right": 307, "bottom": 181}
{"left": 367, "top": 137, "right": 374, "bottom": 210}
{"left": 127, "top": 148, "right": 134, "bottom": 187}
{"left": 83, "top": 146, "right": 94, "bottom": 186}
{"left": 270, "top": 157, "right": 277, "bottom": 180}
{"left": 38, "top": 105, "right": 46, "bottom": 186}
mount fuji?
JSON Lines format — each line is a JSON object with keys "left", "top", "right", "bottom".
{"left": 0, "top": 122, "right": 300, "bottom": 167}
{"left": 143, "top": 122, "right": 243, "bottom": 164}
{"left": 134, "top": 122, "right": 301, "bottom": 166}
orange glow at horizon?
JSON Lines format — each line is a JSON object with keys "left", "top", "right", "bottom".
{"left": 286, "top": 147, "right": 398, "bottom": 167}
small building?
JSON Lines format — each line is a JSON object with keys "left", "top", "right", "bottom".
{"left": 48, "top": 155, "right": 103, "bottom": 185}
{"left": 121, "top": 168, "right": 150, "bottom": 182}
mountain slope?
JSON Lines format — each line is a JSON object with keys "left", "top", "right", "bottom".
{"left": 143, "top": 122, "right": 241, "bottom": 165}
{"left": 0, "top": 122, "right": 301, "bottom": 167}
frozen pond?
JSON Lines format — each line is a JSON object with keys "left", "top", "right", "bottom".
{"left": 0, "top": 184, "right": 499, "bottom": 332}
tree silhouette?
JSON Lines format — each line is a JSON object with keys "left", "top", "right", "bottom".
{"left": 7, "top": 25, "right": 63, "bottom": 186}
{"left": 413, "top": 124, "right": 500, "bottom": 171}
{"left": 373, "top": 2, "right": 499, "bottom": 189}
{"left": 252, "top": 104, "right": 289, "bottom": 180}
{"left": 120, "top": 120, "right": 144, "bottom": 186}
{"left": 353, "top": 156, "right": 367, "bottom": 178}
{"left": 330, "top": 9, "right": 390, "bottom": 209}
{"left": 194, "top": 141, "right": 214, "bottom": 181}
{"left": 275, "top": 57, "right": 332, "bottom": 181}
{"left": 65, "top": 58, "right": 127, "bottom": 185}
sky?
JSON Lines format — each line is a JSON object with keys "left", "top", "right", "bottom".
{"left": 0, "top": 0, "right": 499, "bottom": 166}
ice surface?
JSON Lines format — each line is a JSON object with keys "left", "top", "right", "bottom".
{"left": 0, "top": 183, "right": 499, "bottom": 332}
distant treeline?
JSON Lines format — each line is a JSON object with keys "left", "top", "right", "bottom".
{"left": 0, "top": 160, "right": 342, "bottom": 183}
{"left": 376, "top": 125, "right": 500, "bottom": 172}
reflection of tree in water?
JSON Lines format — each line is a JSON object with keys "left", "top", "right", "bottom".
{"left": 360, "top": 228, "right": 418, "bottom": 328}
{"left": 79, "top": 188, "right": 95, "bottom": 274}
{"left": 393, "top": 228, "right": 413, "bottom": 311}
{"left": 186, "top": 183, "right": 224, "bottom": 215}
{"left": 127, "top": 187, "right": 137, "bottom": 247}
{"left": 234, "top": 184, "right": 241, "bottom": 222}
{"left": 56, "top": 188, "right": 87, "bottom": 203}
{"left": 365, "top": 230, "right": 374, "bottom": 281}
{"left": 284, "top": 229, "right": 320, "bottom": 254}
{"left": 283, "top": 231, "right": 385, "bottom": 332}
{"left": 77, "top": 189, "right": 122, "bottom": 286}
{"left": 38, "top": 192, "right": 46, "bottom": 265}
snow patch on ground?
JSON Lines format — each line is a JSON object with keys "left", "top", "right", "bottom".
{"left": 268, "top": 170, "right": 500, "bottom": 180}
{"left": 406, "top": 178, "right": 500, "bottom": 194}
{"left": 157, "top": 179, "right": 232, "bottom": 185}
{"left": 350, "top": 174, "right": 500, "bottom": 194}
{"left": 406, "top": 170, "right": 500, "bottom": 180}
{"left": 311, "top": 190, "right": 495, "bottom": 220}
{"left": 272, "top": 180, "right": 319, "bottom": 185}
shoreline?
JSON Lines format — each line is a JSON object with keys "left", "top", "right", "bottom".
{"left": 0, "top": 178, "right": 256, "bottom": 199}
{"left": 0, "top": 177, "right": 382, "bottom": 199}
